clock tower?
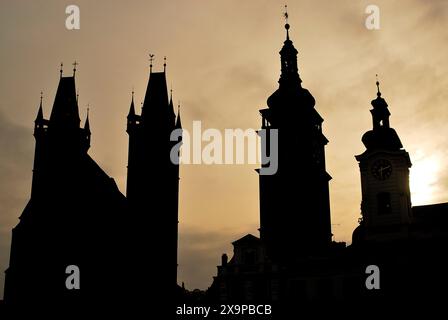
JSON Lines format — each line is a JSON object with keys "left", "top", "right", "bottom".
{"left": 354, "top": 79, "right": 413, "bottom": 243}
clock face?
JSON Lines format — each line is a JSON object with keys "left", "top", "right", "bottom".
{"left": 371, "top": 159, "right": 392, "bottom": 180}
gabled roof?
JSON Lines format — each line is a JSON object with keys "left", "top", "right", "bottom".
{"left": 232, "top": 234, "right": 260, "bottom": 246}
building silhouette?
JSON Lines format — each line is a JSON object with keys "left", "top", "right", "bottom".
{"left": 2, "top": 11, "right": 448, "bottom": 317}
{"left": 207, "top": 19, "right": 448, "bottom": 312}
{"left": 3, "top": 63, "right": 182, "bottom": 313}
{"left": 258, "top": 22, "right": 332, "bottom": 261}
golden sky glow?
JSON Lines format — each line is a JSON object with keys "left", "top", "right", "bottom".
{"left": 0, "top": 0, "right": 447, "bottom": 294}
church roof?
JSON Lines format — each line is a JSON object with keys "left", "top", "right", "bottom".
{"left": 49, "top": 76, "right": 80, "bottom": 126}
{"left": 232, "top": 234, "right": 260, "bottom": 246}
{"left": 142, "top": 72, "right": 169, "bottom": 119}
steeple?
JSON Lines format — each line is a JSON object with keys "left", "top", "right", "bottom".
{"left": 361, "top": 76, "right": 403, "bottom": 151}
{"left": 49, "top": 69, "right": 80, "bottom": 128}
{"left": 141, "top": 68, "right": 169, "bottom": 122}
{"left": 175, "top": 103, "right": 182, "bottom": 129}
{"left": 35, "top": 91, "right": 44, "bottom": 123}
{"left": 279, "top": 6, "right": 301, "bottom": 87}
{"left": 370, "top": 75, "right": 390, "bottom": 129}
{"left": 84, "top": 107, "right": 90, "bottom": 134}
{"left": 128, "top": 90, "right": 136, "bottom": 119}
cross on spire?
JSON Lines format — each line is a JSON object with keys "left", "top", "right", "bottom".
{"left": 73, "top": 61, "right": 78, "bottom": 76}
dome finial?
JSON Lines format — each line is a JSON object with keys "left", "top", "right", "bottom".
{"left": 284, "top": 5, "right": 290, "bottom": 40}
{"left": 376, "top": 74, "right": 381, "bottom": 97}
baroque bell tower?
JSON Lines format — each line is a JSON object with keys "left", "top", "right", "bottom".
{"left": 258, "top": 15, "right": 332, "bottom": 262}
{"left": 354, "top": 79, "right": 412, "bottom": 243}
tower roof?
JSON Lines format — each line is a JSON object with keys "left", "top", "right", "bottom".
{"left": 127, "top": 90, "right": 136, "bottom": 119}
{"left": 266, "top": 14, "right": 315, "bottom": 113}
{"left": 361, "top": 78, "right": 403, "bottom": 151}
{"left": 35, "top": 92, "right": 44, "bottom": 123}
{"left": 84, "top": 108, "right": 90, "bottom": 134}
{"left": 141, "top": 72, "right": 169, "bottom": 119}
{"left": 49, "top": 76, "right": 80, "bottom": 127}
{"left": 175, "top": 104, "right": 182, "bottom": 129}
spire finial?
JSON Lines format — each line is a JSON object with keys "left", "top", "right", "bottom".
{"left": 149, "top": 53, "right": 155, "bottom": 73}
{"left": 164, "top": 56, "right": 167, "bottom": 72}
{"left": 284, "top": 5, "right": 290, "bottom": 40}
{"left": 40, "top": 91, "right": 43, "bottom": 106}
{"left": 132, "top": 87, "right": 135, "bottom": 101}
{"left": 376, "top": 74, "right": 381, "bottom": 97}
{"left": 60, "top": 63, "right": 63, "bottom": 78}
{"left": 72, "top": 61, "right": 78, "bottom": 76}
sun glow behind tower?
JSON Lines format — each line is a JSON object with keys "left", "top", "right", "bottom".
{"left": 410, "top": 149, "right": 441, "bottom": 206}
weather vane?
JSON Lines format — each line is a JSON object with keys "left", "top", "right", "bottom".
{"left": 283, "top": 5, "right": 290, "bottom": 39}
{"left": 376, "top": 74, "right": 381, "bottom": 96}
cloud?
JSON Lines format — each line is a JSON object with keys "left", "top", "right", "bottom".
{"left": 178, "top": 225, "right": 250, "bottom": 291}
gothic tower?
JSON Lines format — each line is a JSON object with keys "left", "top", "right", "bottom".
{"left": 354, "top": 79, "right": 412, "bottom": 243}
{"left": 126, "top": 60, "right": 182, "bottom": 299}
{"left": 258, "top": 21, "right": 332, "bottom": 262}
{"left": 4, "top": 65, "right": 127, "bottom": 308}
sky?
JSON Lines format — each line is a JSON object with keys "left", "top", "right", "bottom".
{"left": 0, "top": 0, "right": 447, "bottom": 296}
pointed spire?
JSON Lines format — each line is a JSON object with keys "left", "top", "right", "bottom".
{"left": 175, "top": 102, "right": 182, "bottom": 129}
{"left": 35, "top": 91, "right": 44, "bottom": 122}
{"left": 169, "top": 88, "right": 174, "bottom": 108}
{"left": 128, "top": 89, "right": 136, "bottom": 118}
{"left": 84, "top": 105, "right": 90, "bottom": 133}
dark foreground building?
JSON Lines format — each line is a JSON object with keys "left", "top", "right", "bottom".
{"left": 3, "top": 63, "right": 182, "bottom": 314}
{"left": 208, "top": 20, "right": 448, "bottom": 314}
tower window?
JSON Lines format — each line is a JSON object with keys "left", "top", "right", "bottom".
{"left": 377, "top": 192, "right": 391, "bottom": 215}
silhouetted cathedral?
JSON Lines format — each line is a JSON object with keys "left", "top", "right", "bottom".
{"left": 3, "top": 62, "right": 182, "bottom": 312}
